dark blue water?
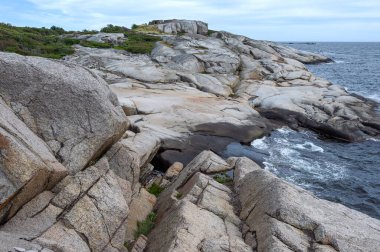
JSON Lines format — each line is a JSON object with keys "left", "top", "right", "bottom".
{"left": 290, "top": 42, "right": 380, "bottom": 103}
{"left": 225, "top": 43, "right": 380, "bottom": 219}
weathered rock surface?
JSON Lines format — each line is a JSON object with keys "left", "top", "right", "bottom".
{"left": 149, "top": 19, "right": 208, "bottom": 35}
{"left": 0, "top": 158, "right": 132, "bottom": 252}
{"left": 125, "top": 187, "right": 156, "bottom": 241}
{"left": 1, "top": 19, "right": 379, "bottom": 252}
{"left": 147, "top": 171, "right": 250, "bottom": 252}
{"left": 65, "top": 32, "right": 127, "bottom": 45}
{"left": 106, "top": 131, "right": 160, "bottom": 186}
{"left": 0, "top": 52, "right": 128, "bottom": 173}
{"left": 0, "top": 98, "right": 67, "bottom": 223}
{"left": 234, "top": 157, "right": 380, "bottom": 252}
{"left": 66, "top": 20, "right": 379, "bottom": 145}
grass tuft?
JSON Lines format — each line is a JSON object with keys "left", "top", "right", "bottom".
{"left": 176, "top": 192, "right": 183, "bottom": 199}
{"left": 147, "top": 183, "right": 164, "bottom": 197}
{"left": 134, "top": 212, "right": 157, "bottom": 238}
{"left": 213, "top": 172, "right": 233, "bottom": 184}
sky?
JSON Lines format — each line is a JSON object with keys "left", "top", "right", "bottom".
{"left": 1, "top": 0, "right": 380, "bottom": 41}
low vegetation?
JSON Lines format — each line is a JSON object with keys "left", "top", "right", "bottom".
{"left": 0, "top": 23, "right": 162, "bottom": 58}
{"left": 147, "top": 183, "right": 164, "bottom": 196}
{"left": 115, "top": 31, "right": 162, "bottom": 54}
{"left": 176, "top": 192, "right": 183, "bottom": 199}
{"left": 0, "top": 23, "right": 74, "bottom": 59}
{"left": 100, "top": 24, "right": 129, "bottom": 33}
{"left": 131, "top": 24, "right": 163, "bottom": 34}
{"left": 213, "top": 172, "right": 233, "bottom": 184}
{"left": 134, "top": 212, "right": 157, "bottom": 238}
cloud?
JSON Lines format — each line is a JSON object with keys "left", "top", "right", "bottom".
{"left": 3, "top": 0, "right": 380, "bottom": 41}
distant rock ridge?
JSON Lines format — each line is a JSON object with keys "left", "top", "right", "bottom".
{"left": 0, "top": 19, "right": 379, "bottom": 252}
{"left": 149, "top": 19, "right": 208, "bottom": 35}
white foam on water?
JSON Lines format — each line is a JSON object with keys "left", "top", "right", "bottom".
{"left": 295, "top": 141, "right": 324, "bottom": 153}
{"left": 369, "top": 138, "right": 380, "bottom": 142}
{"left": 366, "top": 93, "right": 380, "bottom": 103}
{"left": 251, "top": 136, "right": 268, "bottom": 150}
{"left": 256, "top": 127, "right": 346, "bottom": 184}
{"left": 277, "top": 127, "right": 293, "bottom": 134}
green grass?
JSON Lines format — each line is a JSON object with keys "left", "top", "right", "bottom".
{"left": 0, "top": 23, "right": 75, "bottom": 59}
{"left": 79, "top": 40, "right": 112, "bottom": 48}
{"left": 115, "top": 31, "right": 161, "bottom": 54}
{"left": 213, "top": 172, "right": 233, "bottom": 184}
{"left": 134, "top": 212, "right": 157, "bottom": 238}
{"left": 176, "top": 192, "right": 183, "bottom": 199}
{"left": 147, "top": 183, "right": 164, "bottom": 197}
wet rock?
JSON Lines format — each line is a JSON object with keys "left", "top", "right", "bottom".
{"left": 0, "top": 52, "right": 128, "bottom": 173}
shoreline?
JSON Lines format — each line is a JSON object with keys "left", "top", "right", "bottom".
{"left": 0, "top": 19, "right": 379, "bottom": 251}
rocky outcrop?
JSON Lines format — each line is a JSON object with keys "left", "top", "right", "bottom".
{"left": 66, "top": 22, "right": 379, "bottom": 146}
{"left": 1, "top": 19, "right": 379, "bottom": 252}
{"left": 0, "top": 98, "right": 67, "bottom": 223}
{"left": 0, "top": 52, "right": 128, "bottom": 173}
{"left": 147, "top": 171, "right": 250, "bottom": 252}
{"left": 65, "top": 32, "right": 127, "bottom": 45}
{"left": 149, "top": 19, "right": 208, "bottom": 35}
{"left": 234, "top": 157, "right": 380, "bottom": 251}
{"left": 0, "top": 158, "right": 132, "bottom": 252}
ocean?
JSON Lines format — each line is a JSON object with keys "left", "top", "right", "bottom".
{"left": 225, "top": 42, "right": 380, "bottom": 219}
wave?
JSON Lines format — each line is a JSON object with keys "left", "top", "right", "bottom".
{"left": 295, "top": 141, "right": 324, "bottom": 153}
{"left": 366, "top": 93, "right": 380, "bottom": 103}
{"left": 251, "top": 136, "right": 268, "bottom": 150}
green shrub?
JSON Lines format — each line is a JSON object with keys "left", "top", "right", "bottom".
{"left": 131, "top": 24, "right": 138, "bottom": 30}
{"left": 100, "top": 24, "right": 128, "bottom": 33}
{"left": 114, "top": 31, "right": 161, "bottom": 54}
{"left": 79, "top": 40, "right": 112, "bottom": 48}
{"left": 176, "top": 192, "right": 182, "bottom": 199}
{"left": 0, "top": 23, "right": 74, "bottom": 58}
{"left": 134, "top": 212, "right": 157, "bottom": 238}
{"left": 213, "top": 172, "right": 233, "bottom": 184}
{"left": 147, "top": 183, "right": 164, "bottom": 197}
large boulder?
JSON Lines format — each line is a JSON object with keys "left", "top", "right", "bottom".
{"left": 0, "top": 52, "right": 128, "bottom": 173}
{"left": 147, "top": 172, "right": 250, "bottom": 252}
{"left": 1, "top": 158, "right": 131, "bottom": 252}
{"left": 149, "top": 19, "right": 208, "bottom": 35}
{"left": 0, "top": 98, "right": 67, "bottom": 222}
{"left": 234, "top": 158, "right": 380, "bottom": 251}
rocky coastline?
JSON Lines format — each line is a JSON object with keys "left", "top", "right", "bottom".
{"left": 0, "top": 19, "right": 379, "bottom": 251}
